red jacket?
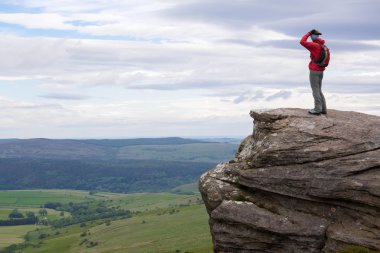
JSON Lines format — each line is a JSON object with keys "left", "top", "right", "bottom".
{"left": 300, "top": 32, "right": 326, "bottom": 71}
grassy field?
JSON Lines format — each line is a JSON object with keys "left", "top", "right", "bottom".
{"left": 21, "top": 204, "right": 212, "bottom": 253}
{"left": 0, "top": 190, "right": 93, "bottom": 250}
{"left": 0, "top": 190, "right": 98, "bottom": 208}
{"left": 114, "top": 192, "right": 201, "bottom": 212}
{"left": 85, "top": 204, "right": 211, "bottom": 253}
{"left": 0, "top": 225, "right": 36, "bottom": 248}
{"left": 0, "top": 189, "right": 201, "bottom": 214}
{"left": 0, "top": 189, "right": 213, "bottom": 253}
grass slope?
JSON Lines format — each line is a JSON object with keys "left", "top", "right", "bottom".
{"left": 0, "top": 190, "right": 212, "bottom": 253}
{"left": 21, "top": 205, "right": 211, "bottom": 253}
{"left": 85, "top": 204, "right": 211, "bottom": 253}
{"left": 114, "top": 192, "right": 200, "bottom": 212}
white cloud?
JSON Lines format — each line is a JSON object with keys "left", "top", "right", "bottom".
{"left": 0, "top": 13, "right": 75, "bottom": 30}
{"left": 0, "top": 0, "right": 379, "bottom": 137}
{"left": 2, "top": 34, "right": 378, "bottom": 92}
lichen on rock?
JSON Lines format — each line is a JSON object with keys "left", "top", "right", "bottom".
{"left": 199, "top": 108, "right": 380, "bottom": 253}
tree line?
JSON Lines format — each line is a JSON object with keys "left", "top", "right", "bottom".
{"left": 0, "top": 208, "right": 52, "bottom": 226}
{"left": 0, "top": 209, "right": 37, "bottom": 226}
{"left": 44, "top": 201, "right": 132, "bottom": 228}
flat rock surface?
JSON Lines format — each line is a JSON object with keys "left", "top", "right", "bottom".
{"left": 199, "top": 108, "right": 380, "bottom": 253}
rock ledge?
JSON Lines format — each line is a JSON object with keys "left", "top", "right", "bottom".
{"left": 199, "top": 108, "right": 380, "bottom": 253}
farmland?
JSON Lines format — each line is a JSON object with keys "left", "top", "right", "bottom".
{"left": 0, "top": 189, "right": 212, "bottom": 253}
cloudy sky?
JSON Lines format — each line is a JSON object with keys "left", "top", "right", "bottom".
{"left": 0, "top": 0, "right": 379, "bottom": 138}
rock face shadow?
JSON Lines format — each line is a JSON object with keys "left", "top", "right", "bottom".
{"left": 199, "top": 108, "right": 380, "bottom": 253}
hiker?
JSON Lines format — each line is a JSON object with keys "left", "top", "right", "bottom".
{"left": 300, "top": 29, "right": 330, "bottom": 115}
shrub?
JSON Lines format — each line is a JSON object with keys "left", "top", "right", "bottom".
{"left": 86, "top": 241, "right": 98, "bottom": 248}
{"left": 38, "top": 209, "right": 48, "bottom": 216}
{"left": 79, "top": 239, "right": 88, "bottom": 246}
{"left": 8, "top": 209, "right": 24, "bottom": 219}
{"left": 38, "top": 234, "right": 47, "bottom": 239}
{"left": 26, "top": 211, "right": 35, "bottom": 218}
{"left": 44, "top": 202, "right": 62, "bottom": 209}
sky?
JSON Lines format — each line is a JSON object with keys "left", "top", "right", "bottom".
{"left": 0, "top": 0, "right": 379, "bottom": 138}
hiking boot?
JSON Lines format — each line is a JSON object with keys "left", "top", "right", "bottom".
{"left": 321, "top": 110, "right": 327, "bottom": 114}
{"left": 308, "top": 109, "right": 321, "bottom": 115}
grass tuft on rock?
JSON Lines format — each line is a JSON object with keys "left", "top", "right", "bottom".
{"left": 337, "top": 246, "right": 372, "bottom": 253}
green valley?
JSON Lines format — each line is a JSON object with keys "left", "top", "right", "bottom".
{"left": 0, "top": 137, "right": 238, "bottom": 252}
{"left": 0, "top": 189, "right": 212, "bottom": 253}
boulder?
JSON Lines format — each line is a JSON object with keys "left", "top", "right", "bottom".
{"left": 199, "top": 108, "right": 380, "bottom": 253}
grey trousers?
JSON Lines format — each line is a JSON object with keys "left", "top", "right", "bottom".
{"left": 309, "top": 70, "right": 326, "bottom": 112}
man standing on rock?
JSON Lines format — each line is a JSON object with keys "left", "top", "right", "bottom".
{"left": 300, "top": 29, "right": 330, "bottom": 115}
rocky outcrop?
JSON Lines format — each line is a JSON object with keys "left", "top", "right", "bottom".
{"left": 199, "top": 108, "right": 380, "bottom": 253}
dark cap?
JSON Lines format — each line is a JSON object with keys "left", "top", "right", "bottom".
{"left": 313, "top": 29, "right": 322, "bottom": 35}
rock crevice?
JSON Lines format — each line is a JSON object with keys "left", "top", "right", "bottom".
{"left": 199, "top": 108, "right": 380, "bottom": 253}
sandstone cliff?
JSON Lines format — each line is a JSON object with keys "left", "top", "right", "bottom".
{"left": 199, "top": 108, "right": 380, "bottom": 253}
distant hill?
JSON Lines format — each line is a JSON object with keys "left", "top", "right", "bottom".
{"left": 0, "top": 137, "right": 225, "bottom": 160}
{"left": 0, "top": 137, "right": 239, "bottom": 193}
{"left": 0, "top": 138, "right": 106, "bottom": 159}
{"left": 76, "top": 137, "right": 212, "bottom": 147}
{"left": 0, "top": 158, "right": 215, "bottom": 193}
{"left": 0, "top": 139, "right": 17, "bottom": 143}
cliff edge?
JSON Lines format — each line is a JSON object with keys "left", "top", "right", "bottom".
{"left": 199, "top": 108, "right": 380, "bottom": 253}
